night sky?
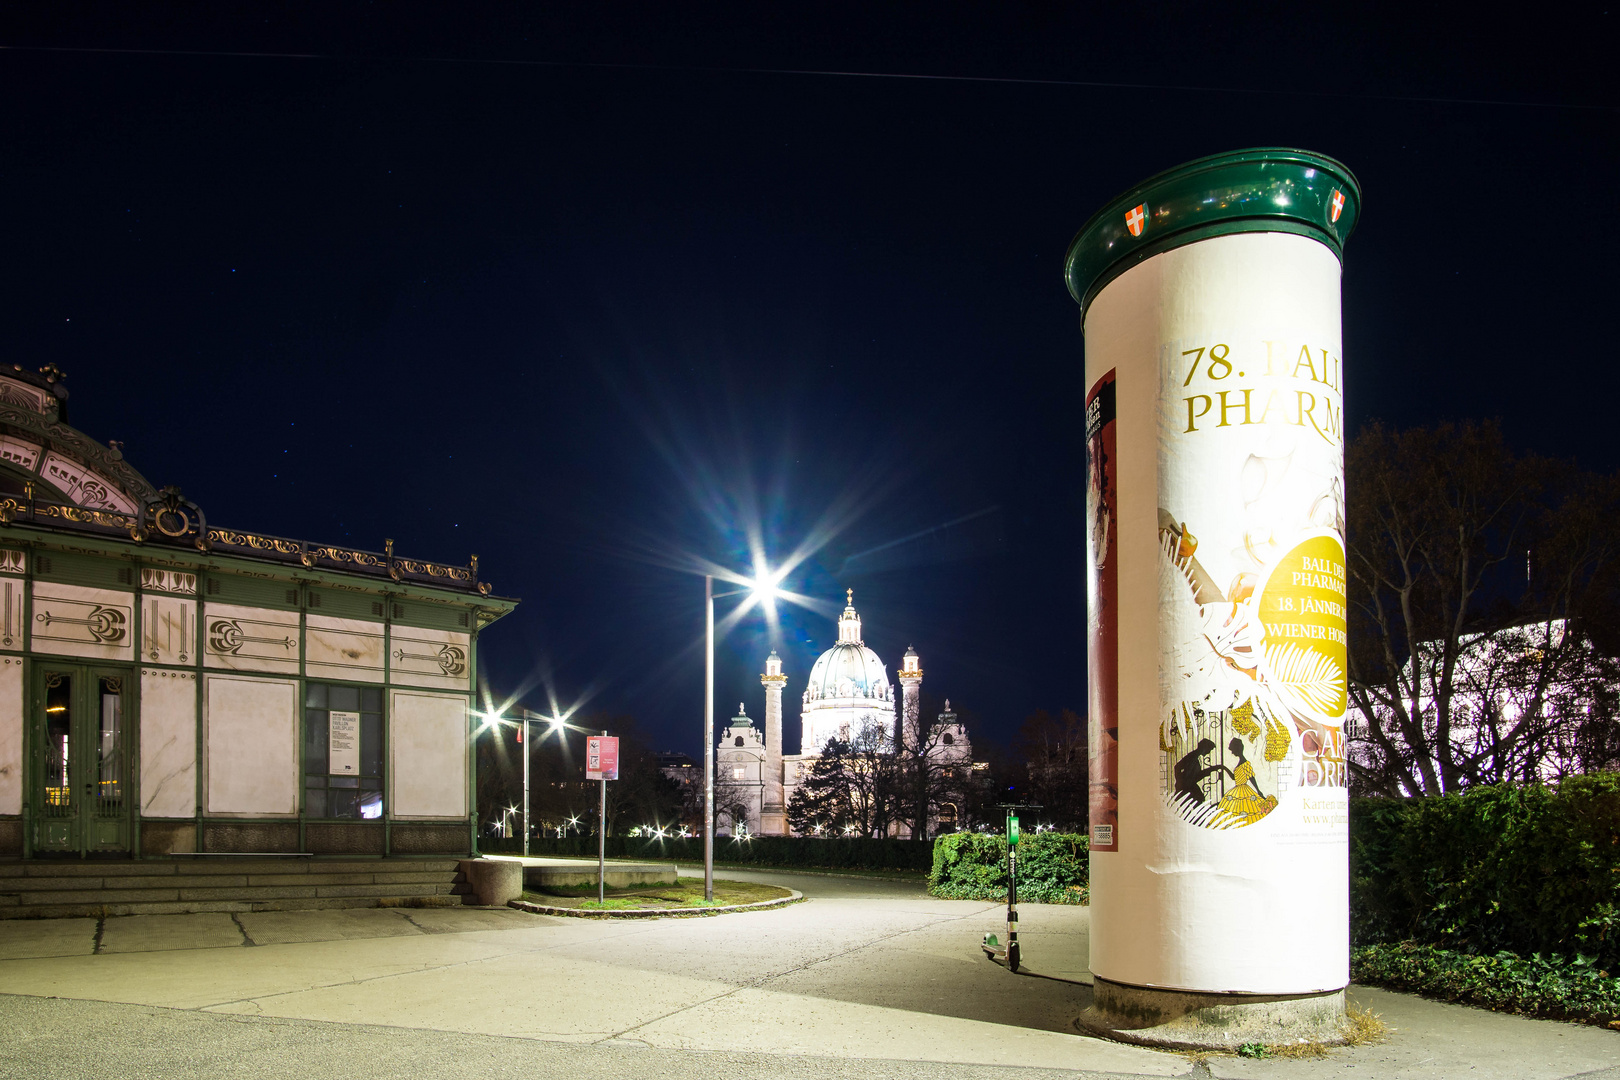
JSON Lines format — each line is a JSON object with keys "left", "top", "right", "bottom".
{"left": 4, "top": 6, "right": 1616, "bottom": 758}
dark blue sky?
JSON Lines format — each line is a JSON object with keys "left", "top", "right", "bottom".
{"left": 4, "top": 5, "right": 1616, "bottom": 757}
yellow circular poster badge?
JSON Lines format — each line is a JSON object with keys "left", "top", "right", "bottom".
{"left": 1257, "top": 532, "right": 1348, "bottom": 723}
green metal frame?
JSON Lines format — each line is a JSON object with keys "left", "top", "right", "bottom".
{"left": 1063, "top": 147, "right": 1362, "bottom": 318}
{"left": 27, "top": 660, "right": 135, "bottom": 855}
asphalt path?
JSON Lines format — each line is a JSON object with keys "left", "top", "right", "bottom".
{"left": 0, "top": 867, "right": 1615, "bottom": 1080}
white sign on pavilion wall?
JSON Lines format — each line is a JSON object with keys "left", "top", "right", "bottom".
{"left": 329, "top": 711, "right": 360, "bottom": 775}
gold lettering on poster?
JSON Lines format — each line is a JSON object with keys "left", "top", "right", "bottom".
{"left": 1178, "top": 341, "right": 1343, "bottom": 446}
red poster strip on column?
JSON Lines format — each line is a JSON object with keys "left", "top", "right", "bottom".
{"left": 1087, "top": 370, "right": 1119, "bottom": 851}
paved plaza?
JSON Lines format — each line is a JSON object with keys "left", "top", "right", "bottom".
{"left": 0, "top": 867, "right": 1615, "bottom": 1079}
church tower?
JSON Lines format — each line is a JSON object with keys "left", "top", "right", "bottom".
{"left": 760, "top": 649, "right": 788, "bottom": 835}
{"left": 898, "top": 645, "right": 923, "bottom": 753}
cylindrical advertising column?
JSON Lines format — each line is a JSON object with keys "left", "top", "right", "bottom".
{"left": 1067, "top": 149, "right": 1360, "bottom": 1048}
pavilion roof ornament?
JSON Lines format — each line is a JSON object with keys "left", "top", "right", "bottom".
{"left": 0, "top": 364, "right": 156, "bottom": 512}
{"left": 131, "top": 485, "right": 210, "bottom": 550}
{"left": 0, "top": 485, "right": 495, "bottom": 597}
{"left": 0, "top": 368, "right": 501, "bottom": 598}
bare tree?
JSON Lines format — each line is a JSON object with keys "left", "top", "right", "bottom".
{"left": 844, "top": 718, "right": 904, "bottom": 837}
{"left": 1016, "top": 708, "right": 1088, "bottom": 830}
{"left": 1346, "top": 421, "right": 1620, "bottom": 794}
{"left": 712, "top": 770, "right": 755, "bottom": 835}
{"left": 896, "top": 696, "right": 976, "bottom": 839}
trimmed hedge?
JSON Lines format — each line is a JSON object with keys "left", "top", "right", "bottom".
{"left": 1351, "top": 773, "right": 1620, "bottom": 969}
{"left": 1352, "top": 942, "right": 1620, "bottom": 1027}
{"left": 502, "top": 835, "right": 933, "bottom": 872}
{"left": 928, "top": 832, "right": 1089, "bottom": 904}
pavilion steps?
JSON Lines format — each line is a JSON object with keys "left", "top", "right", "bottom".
{"left": 0, "top": 857, "right": 472, "bottom": 918}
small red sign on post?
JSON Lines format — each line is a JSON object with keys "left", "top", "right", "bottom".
{"left": 586, "top": 736, "right": 619, "bottom": 781}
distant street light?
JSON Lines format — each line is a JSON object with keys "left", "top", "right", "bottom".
{"left": 477, "top": 707, "right": 573, "bottom": 857}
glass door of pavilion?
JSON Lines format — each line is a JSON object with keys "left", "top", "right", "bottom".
{"left": 33, "top": 664, "right": 132, "bottom": 854}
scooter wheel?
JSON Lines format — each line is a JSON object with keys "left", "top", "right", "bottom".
{"left": 1008, "top": 943, "right": 1020, "bottom": 973}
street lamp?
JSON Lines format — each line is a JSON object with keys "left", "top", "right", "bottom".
{"left": 477, "top": 707, "right": 570, "bottom": 857}
{"left": 703, "top": 569, "right": 780, "bottom": 901}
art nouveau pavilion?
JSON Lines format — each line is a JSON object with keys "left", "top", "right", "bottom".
{"left": 0, "top": 365, "right": 516, "bottom": 861}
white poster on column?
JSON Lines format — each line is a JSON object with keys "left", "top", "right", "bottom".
{"left": 1086, "top": 230, "right": 1349, "bottom": 996}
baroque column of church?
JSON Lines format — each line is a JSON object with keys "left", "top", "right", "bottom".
{"left": 760, "top": 649, "right": 788, "bottom": 835}
{"left": 898, "top": 645, "right": 923, "bottom": 753}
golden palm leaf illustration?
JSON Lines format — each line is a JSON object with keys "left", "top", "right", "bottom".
{"left": 1263, "top": 642, "right": 1346, "bottom": 717}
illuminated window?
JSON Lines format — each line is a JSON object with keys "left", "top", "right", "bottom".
{"left": 732, "top": 766, "right": 745, "bottom": 780}
{"left": 304, "top": 683, "right": 384, "bottom": 820}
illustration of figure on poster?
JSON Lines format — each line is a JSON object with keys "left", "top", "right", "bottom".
{"left": 1161, "top": 697, "right": 1288, "bottom": 828}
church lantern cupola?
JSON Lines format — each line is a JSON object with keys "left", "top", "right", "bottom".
{"left": 837, "top": 589, "right": 863, "bottom": 644}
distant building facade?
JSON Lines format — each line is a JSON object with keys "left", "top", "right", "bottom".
{"left": 1348, "top": 619, "right": 1618, "bottom": 792}
{"left": 656, "top": 751, "right": 701, "bottom": 827}
{"left": 716, "top": 591, "right": 974, "bottom": 837}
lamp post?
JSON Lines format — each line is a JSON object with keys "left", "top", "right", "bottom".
{"left": 704, "top": 575, "right": 715, "bottom": 902}
{"left": 701, "top": 569, "right": 780, "bottom": 902}
{"left": 478, "top": 707, "right": 565, "bottom": 857}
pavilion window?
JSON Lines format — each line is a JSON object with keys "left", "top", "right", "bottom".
{"left": 304, "top": 683, "right": 384, "bottom": 820}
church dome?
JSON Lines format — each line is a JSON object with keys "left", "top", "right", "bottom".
{"left": 805, "top": 641, "right": 891, "bottom": 703}
{"left": 800, "top": 590, "right": 895, "bottom": 753}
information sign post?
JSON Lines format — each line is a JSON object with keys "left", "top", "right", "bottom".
{"left": 586, "top": 733, "right": 619, "bottom": 905}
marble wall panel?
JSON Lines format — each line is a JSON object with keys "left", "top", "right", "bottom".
{"left": 390, "top": 689, "right": 467, "bottom": 819}
{"left": 30, "top": 582, "right": 135, "bottom": 662}
{"left": 141, "top": 594, "right": 197, "bottom": 666}
{"left": 389, "top": 626, "right": 471, "bottom": 691}
{"left": 0, "top": 657, "right": 20, "bottom": 814}
{"left": 204, "top": 673, "right": 298, "bottom": 816}
{"left": 140, "top": 668, "right": 197, "bottom": 817}
{"left": 202, "top": 602, "right": 299, "bottom": 675}
{"left": 0, "top": 550, "right": 21, "bottom": 654}
{"left": 0, "top": 576, "right": 23, "bottom": 652}
{"left": 305, "top": 615, "right": 385, "bottom": 683}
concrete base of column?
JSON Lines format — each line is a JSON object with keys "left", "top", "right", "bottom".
{"left": 759, "top": 811, "right": 787, "bottom": 836}
{"left": 1077, "top": 977, "right": 1348, "bottom": 1051}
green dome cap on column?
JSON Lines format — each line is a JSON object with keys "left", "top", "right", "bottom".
{"left": 1063, "top": 147, "right": 1361, "bottom": 318}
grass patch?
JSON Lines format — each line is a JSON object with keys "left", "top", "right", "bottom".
{"left": 1353, "top": 941, "right": 1620, "bottom": 1027}
{"left": 1181, "top": 1005, "right": 1385, "bottom": 1066}
{"left": 523, "top": 877, "right": 791, "bottom": 911}
{"left": 712, "top": 861, "right": 927, "bottom": 880}
{"left": 1266, "top": 1041, "right": 1329, "bottom": 1059}
{"left": 1342, "top": 1003, "right": 1389, "bottom": 1046}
